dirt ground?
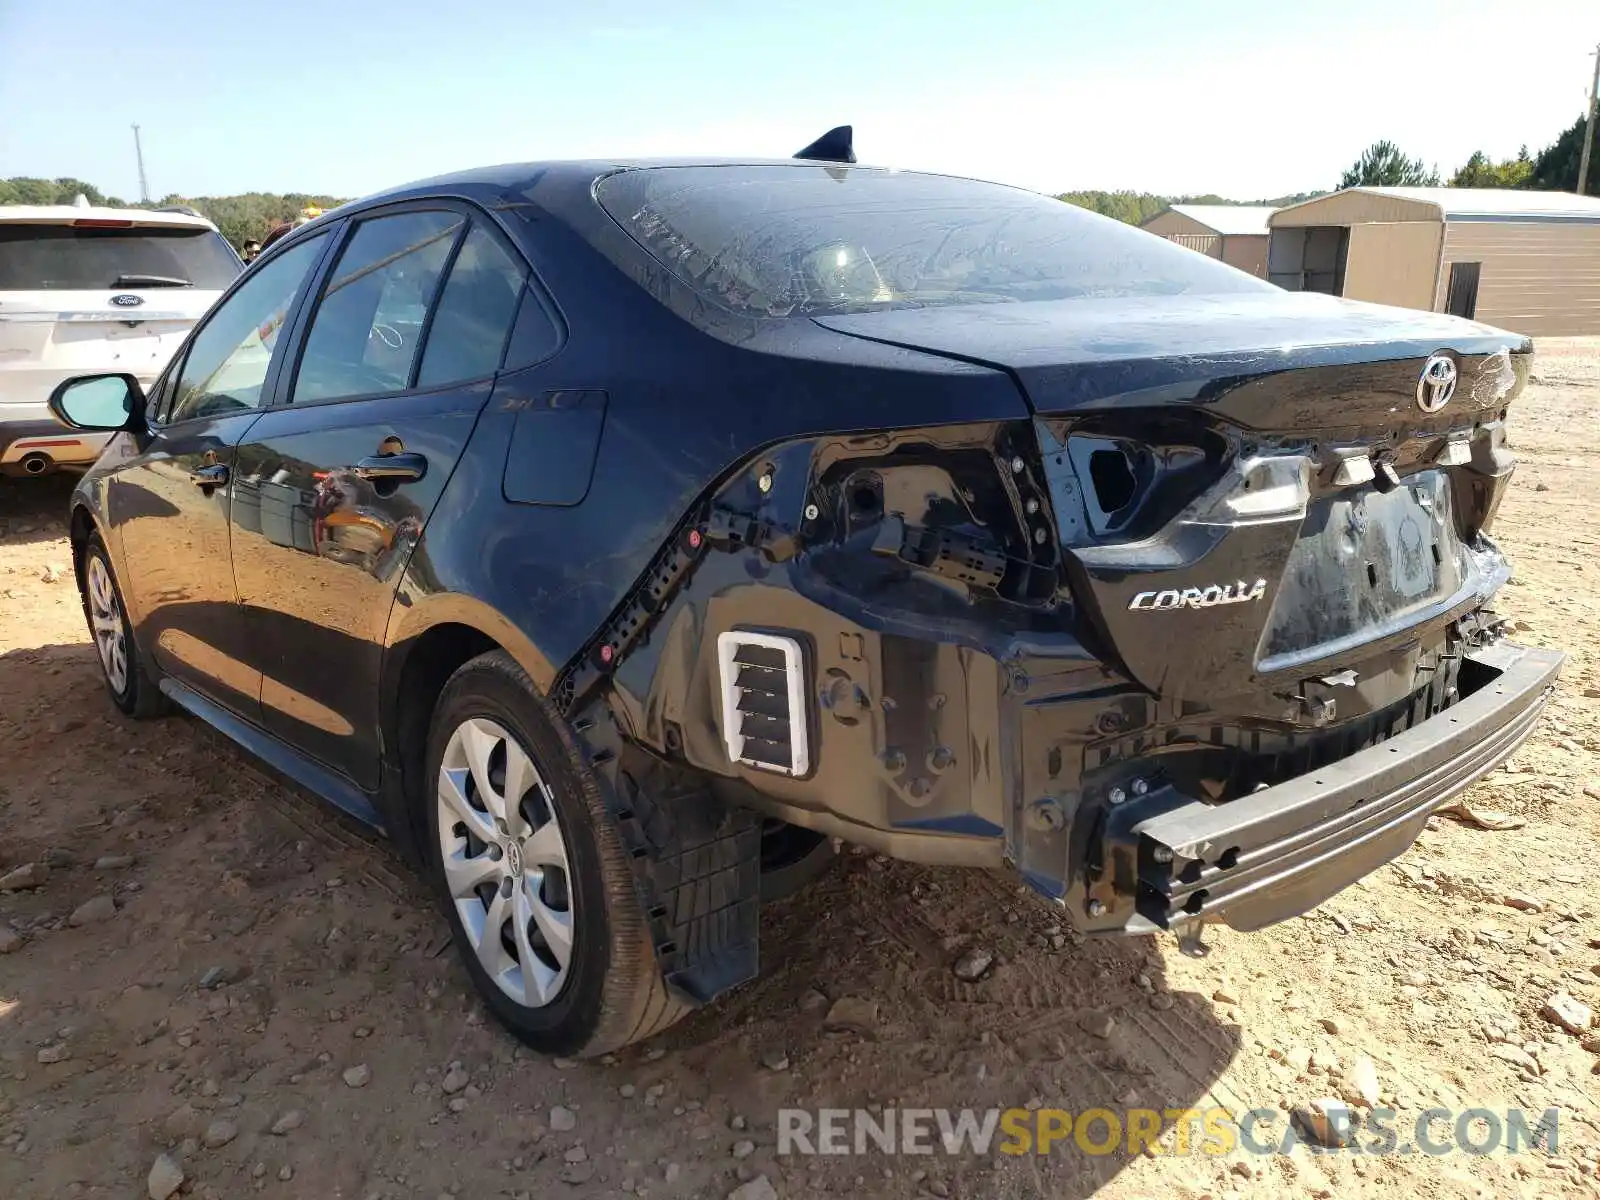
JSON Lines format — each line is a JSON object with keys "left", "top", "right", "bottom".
{"left": 2, "top": 340, "right": 1599, "bottom": 1200}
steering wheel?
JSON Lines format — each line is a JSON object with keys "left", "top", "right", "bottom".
{"left": 371, "top": 323, "right": 403, "bottom": 350}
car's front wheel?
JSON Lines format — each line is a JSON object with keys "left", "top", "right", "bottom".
{"left": 78, "top": 533, "right": 166, "bottom": 718}
{"left": 424, "top": 651, "right": 689, "bottom": 1056}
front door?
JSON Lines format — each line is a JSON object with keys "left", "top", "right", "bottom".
{"left": 111, "top": 232, "right": 331, "bottom": 717}
{"left": 231, "top": 206, "right": 528, "bottom": 788}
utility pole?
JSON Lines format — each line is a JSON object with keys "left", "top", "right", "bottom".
{"left": 1579, "top": 44, "right": 1599, "bottom": 196}
{"left": 131, "top": 124, "right": 150, "bottom": 203}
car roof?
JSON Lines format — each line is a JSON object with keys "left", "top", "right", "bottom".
{"left": 375, "top": 157, "right": 856, "bottom": 190}
{"left": 266, "top": 159, "right": 1029, "bottom": 265}
{"left": 0, "top": 204, "right": 220, "bottom": 230}
{"left": 341, "top": 158, "right": 972, "bottom": 211}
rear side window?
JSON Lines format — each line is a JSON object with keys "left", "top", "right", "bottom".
{"left": 415, "top": 223, "right": 526, "bottom": 387}
{"left": 293, "top": 210, "right": 463, "bottom": 404}
{"left": 595, "top": 165, "right": 1271, "bottom": 318}
{"left": 0, "top": 224, "right": 240, "bottom": 290}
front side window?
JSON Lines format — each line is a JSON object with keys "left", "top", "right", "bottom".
{"left": 147, "top": 368, "right": 176, "bottom": 424}
{"left": 595, "top": 165, "right": 1272, "bottom": 318}
{"left": 166, "top": 233, "right": 327, "bottom": 424}
{"left": 292, "top": 211, "right": 462, "bottom": 404}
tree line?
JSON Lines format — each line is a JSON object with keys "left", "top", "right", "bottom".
{"left": 1340, "top": 110, "right": 1595, "bottom": 191}
{"left": 1061, "top": 110, "right": 1598, "bottom": 224}
{"left": 1054, "top": 189, "right": 1323, "bottom": 225}
{"left": 0, "top": 177, "right": 346, "bottom": 248}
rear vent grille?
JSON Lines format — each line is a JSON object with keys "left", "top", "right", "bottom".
{"left": 716, "top": 632, "right": 808, "bottom": 776}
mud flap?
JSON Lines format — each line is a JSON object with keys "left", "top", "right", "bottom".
{"left": 611, "top": 758, "right": 762, "bottom": 1004}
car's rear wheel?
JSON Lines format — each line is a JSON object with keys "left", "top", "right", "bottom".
{"left": 423, "top": 651, "right": 689, "bottom": 1056}
{"left": 78, "top": 534, "right": 166, "bottom": 718}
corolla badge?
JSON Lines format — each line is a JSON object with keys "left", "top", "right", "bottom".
{"left": 1128, "top": 579, "right": 1268, "bottom": 612}
{"left": 109, "top": 294, "right": 144, "bottom": 307}
{"left": 1416, "top": 354, "right": 1458, "bottom": 413}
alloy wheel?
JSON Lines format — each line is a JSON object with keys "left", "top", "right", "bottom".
{"left": 435, "top": 717, "right": 574, "bottom": 1008}
{"left": 85, "top": 554, "right": 128, "bottom": 695}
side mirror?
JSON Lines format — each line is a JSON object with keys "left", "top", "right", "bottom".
{"left": 47, "top": 373, "right": 145, "bottom": 432}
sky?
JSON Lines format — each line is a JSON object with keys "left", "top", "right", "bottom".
{"left": 0, "top": 0, "right": 1595, "bottom": 203}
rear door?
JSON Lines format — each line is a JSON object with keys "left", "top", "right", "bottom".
{"left": 110, "top": 232, "right": 331, "bottom": 718}
{"left": 0, "top": 216, "right": 240, "bottom": 413}
{"left": 231, "top": 203, "right": 532, "bottom": 788}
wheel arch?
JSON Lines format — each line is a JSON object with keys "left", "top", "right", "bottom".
{"left": 68, "top": 502, "right": 99, "bottom": 562}
{"left": 379, "top": 594, "right": 560, "bottom": 863}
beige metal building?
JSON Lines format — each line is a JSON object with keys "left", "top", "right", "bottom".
{"left": 1140, "top": 205, "right": 1275, "bottom": 277}
{"left": 1267, "top": 187, "right": 1600, "bottom": 336}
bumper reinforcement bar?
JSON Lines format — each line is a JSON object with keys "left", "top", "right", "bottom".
{"left": 1100, "top": 642, "right": 1563, "bottom": 933}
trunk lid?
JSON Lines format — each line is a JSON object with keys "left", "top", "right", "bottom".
{"left": 812, "top": 292, "right": 1528, "bottom": 425}
{"left": 815, "top": 292, "right": 1529, "bottom": 707}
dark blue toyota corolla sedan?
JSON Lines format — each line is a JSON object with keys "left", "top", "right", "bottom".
{"left": 48, "top": 134, "right": 1561, "bottom": 1055}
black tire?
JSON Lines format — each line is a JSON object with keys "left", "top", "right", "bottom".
{"left": 422, "top": 650, "right": 689, "bottom": 1056}
{"left": 759, "top": 820, "right": 838, "bottom": 903}
{"left": 77, "top": 533, "right": 167, "bottom": 719}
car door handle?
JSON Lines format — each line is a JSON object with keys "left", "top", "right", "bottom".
{"left": 352, "top": 451, "right": 427, "bottom": 483}
{"left": 188, "top": 463, "right": 229, "bottom": 488}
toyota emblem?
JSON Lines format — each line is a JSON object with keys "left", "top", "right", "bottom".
{"left": 1417, "top": 354, "right": 1458, "bottom": 413}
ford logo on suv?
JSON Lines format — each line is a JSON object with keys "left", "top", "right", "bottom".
{"left": 109, "top": 294, "right": 144, "bottom": 307}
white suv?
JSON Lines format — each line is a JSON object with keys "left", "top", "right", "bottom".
{"left": 0, "top": 203, "right": 241, "bottom": 476}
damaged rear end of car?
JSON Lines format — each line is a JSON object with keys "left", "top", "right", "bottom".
{"left": 802, "top": 289, "right": 1564, "bottom": 935}
{"left": 558, "top": 163, "right": 1561, "bottom": 988}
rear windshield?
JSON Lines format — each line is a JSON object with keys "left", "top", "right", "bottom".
{"left": 596, "top": 165, "right": 1270, "bottom": 318}
{"left": 0, "top": 224, "right": 241, "bottom": 291}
